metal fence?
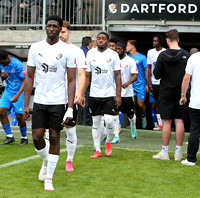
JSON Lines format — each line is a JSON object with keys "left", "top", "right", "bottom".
{"left": 0, "top": 0, "right": 105, "bottom": 30}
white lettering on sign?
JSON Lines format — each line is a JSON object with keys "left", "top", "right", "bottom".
{"left": 121, "top": 4, "right": 129, "bottom": 13}
{"left": 120, "top": 3, "right": 198, "bottom": 14}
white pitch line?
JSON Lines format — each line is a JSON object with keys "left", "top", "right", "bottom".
{"left": 0, "top": 129, "right": 32, "bottom": 134}
{"left": 0, "top": 145, "right": 188, "bottom": 169}
{"left": 0, "top": 146, "right": 84, "bottom": 169}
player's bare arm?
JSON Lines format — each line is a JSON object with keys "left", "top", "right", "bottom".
{"left": 11, "top": 78, "right": 25, "bottom": 103}
{"left": 63, "top": 67, "right": 76, "bottom": 125}
{"left": 114, "top": 70, "right": 122, "bottom": 108}
{"left": 122, "top": 73, "right": 138, "bottom": 88}
{"left": 74, "top": 68, "right": 86, "bottom": 107}
{"left": 24, "top": 66, "right": 35, "bottom": 121}
{"left": 180, "top": 73, "right": 191, "bottom": 105}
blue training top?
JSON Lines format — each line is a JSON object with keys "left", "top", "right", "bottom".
{"left": 0, "top": 57, "right": 26, "bottom": 93}
{"left": 128, "top": 52, "right": 148, "bottom": 92}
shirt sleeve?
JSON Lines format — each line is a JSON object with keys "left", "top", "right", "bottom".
{"left": 142, "top": 55, "right": 148, "bottom": 69}
{"left": 153, "top": 53, "right": 163, "bottom": 80}
{"left": 147, "top": 50, "right": 152, "bottom": 65}
{"left": 76, "top": 48, "right": 87, "bottom": 69}
{"left": 27, "top": 44, "right": 36, "bottom": 67}
{"left": 85, "top": 50, "right": 92, "bottom": 72}
{"left": 185, "top": 55, "right": 194, "bottom": 75}
{"left": 17, "top": 61, "right": 26, "bottom": 79}
{"left": 130, "top": 59, "right": 138, "bottom": 74}
{"left": 66, "top": 48, "right": 76, "bottom": 68}
{"left": 113, "top": 53, "right": 121, "bottom": 71}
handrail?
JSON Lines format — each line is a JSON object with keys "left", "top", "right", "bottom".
{"left": 0, "top": 0, "right": 104, "bottom": 30}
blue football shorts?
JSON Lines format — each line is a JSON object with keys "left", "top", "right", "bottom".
{"left": 0, "top": 90, "right": 24, "bottom": 114}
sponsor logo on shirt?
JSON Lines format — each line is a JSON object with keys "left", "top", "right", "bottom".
{"left": 42, "top": 63, "right": 49, "bottom": 73}
{"left": 95, "top": 66, "right": 101, "bottom": 74}
{"left": 41, "top": 63, "right": 57, "bottom": 73}
{"left": 23, "top": 71, "right": 26, "bottom": 76}
{"left": 95, "top": 66, "right": 108, "bottom": 74}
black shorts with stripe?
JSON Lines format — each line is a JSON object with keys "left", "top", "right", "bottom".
{"left": 120, "top": 97, "right": 134, "bottom": 115}
{"left": 89, "top": 97, "right": 116, "bottom": 116}
{"left": 32, "top": 103, "right": 66, "bottom": 131}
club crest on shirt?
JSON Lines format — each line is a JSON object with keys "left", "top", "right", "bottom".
{"left": 11, "top": 69, "right": 15, "bottom": 73}
{"left": 107, "top": 58, "right": 112, "bottom": 63}
{"left": 56, "top": 54, "right": 63, "bottom": 60}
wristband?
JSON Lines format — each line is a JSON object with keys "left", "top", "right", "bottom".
{"left": 181, "top": 94, "right": 186, "bottom": 98}
{"left": 63, "top": 107, "right": 73, "bottom": 121}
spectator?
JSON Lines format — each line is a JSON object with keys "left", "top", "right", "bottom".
{"left": 0, "top": 0, "right": 12, "bottom": 23}
{"left": 8, "top": 0, "right": 42, "bottom": 30}
{"left": 190, "top": 48, "right": 199, "bottom": 55}
{"left": 80, "top": 36, "right": 92, "bottom": 56}
{"left": 153, "top": 29, "right": 190, "bottom": 161}
{"left": 180, "top": 51, "right": 200, "bottom": 166}
{"left": 91, "top": 35, "right": 97, "bottom": 48}
{"left": 80, "top": 36, "right": 92, "bottom": 126}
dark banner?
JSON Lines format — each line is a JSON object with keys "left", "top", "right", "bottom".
{"left": 106, "top": 0, "right": 200, "bottom": 21}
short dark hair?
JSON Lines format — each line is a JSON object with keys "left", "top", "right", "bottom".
{"left": 45, "top": 15, "right": 63, "bottom": 27}
{"left": 116, "top": 42, "right": 126, "bottom": 49}
{"left": 62, "top": 21, "right": 71, "bottom": 30}
{"left": 82, "top": 36, "right": 92, "bottom": 46}
{"left": 97, "top": 32, "right": 109, "bottom": 40}
{"left": 109, "top": 38, "right": 119, "bottom": 44}
{"left": 165, "top": 29, "right": 179, "bottom": 42}
{"left": 127, "top": 40, "right": 138, "bottom": 50}
{"left": 153, "top": 34, "right": 164, "bottom": 46}
{"left": 0, "top": 48, "right": 8, "bottom": 60}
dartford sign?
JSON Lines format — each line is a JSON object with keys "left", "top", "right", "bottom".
{"left": 106, "top": 0, "right": 200, "bottom": 21}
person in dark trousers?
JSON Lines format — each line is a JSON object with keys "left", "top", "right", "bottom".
{"left": 180, "top": 51, "right": 200, "bottom": 166}
{"left": 80, "top": 36, "right": 92, "bottom": 126}
{"left": 153, "top": 29, "right": 190, "bottom": 161}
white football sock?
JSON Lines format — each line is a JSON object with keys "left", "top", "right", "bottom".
{"left": 104, "top": 114, "right": 114, "bottom": 143}
{"left": 65, "top": 126, "right": 77, "bottom": 162}
{"left": 128, "top": 117, "right": 135, "bottom": 129}
{"left": 175, "top": 145, "right": 182, "bottom": 154}
{"left": 35, "top": 146, "right": 48, "bottom": 166}
{"left": 46, "top": 154, "right": 59, "bottom": 180}
{"left": 157, "top": 114, "right": 162, "bottom": 126}
{"left": 133, "top": 114, "right": 136, "bottom": 128}
{"left": 45, "top": 129, "right": 50, "bottom": 153}
{"left": 99, "top": 116, "right": 107, "bottom": 136}
{"left": 113, "top": 115, "right": 119, "bottom": 137}
{"left": 92, "top": 115, "right": 101, "bottom": 152}
{"left": 162, "top": 145, "right": 169, "bottom": 155}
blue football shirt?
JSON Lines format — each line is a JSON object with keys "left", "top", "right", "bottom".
{"left": 128, "top": 52, "right": 148, "bottom": 92}
{"left": 0, "top": 57, "right": 26, "bottom": 94}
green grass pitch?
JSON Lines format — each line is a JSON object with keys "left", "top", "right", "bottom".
{"left": 0, "top": 125, "right": 200, "bottom": 198}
